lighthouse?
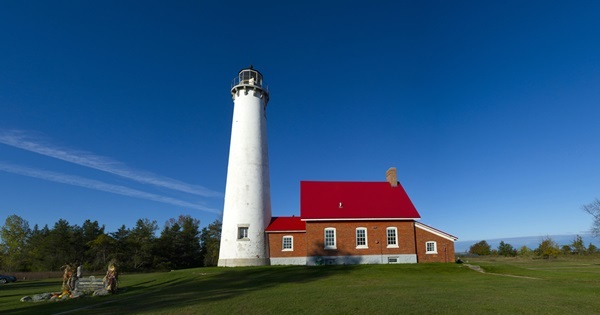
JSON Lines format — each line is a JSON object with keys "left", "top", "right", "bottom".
{"left": 218, "top": 66, "right": 272, "bottom": 267}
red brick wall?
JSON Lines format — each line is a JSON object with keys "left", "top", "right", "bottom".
{"left": 415, "top": 226, "right": 456, "bottom": 263}
{"left": 267, "top": 231, "right": 307, "bottom": 258}
{"left": 305, "top": 221, "right": 417, "bottom": 257}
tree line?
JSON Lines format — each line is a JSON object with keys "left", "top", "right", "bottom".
{"left": 0, "top": 214, "right": 221, "bottom": 272}
{"left": 467, "top": 235, "right": 598, "bottom": 259}
{"left": 467, "top": 198, "right": 600, "bottom": 259}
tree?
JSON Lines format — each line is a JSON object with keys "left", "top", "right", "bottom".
{"left": 535, "top": 237, "right": 559, "bottom": 259}
{"left": 111, "top": 225, "right": 131, "bottom": 270}
{"left": 87, "top": 234, "right": 115, "bottom": 270}
{"left": 0, "top": 214, "right": 31, "bottom": 271}
{"left": 155, "top": 220, "right": 179, "bottom": 270}
{"left": 571, "top": 235, "right": 586, "bottom": 255}
{"left": 200, "top": 220, "right": 221, "bottom": 266}
{"left": 582, "top": 198, "right": 600, "bottom": 237}
{"left": 27, "top": 224, "right": 52, "bottom": 271}
{"left": 497, "top": 241, "right": 517, "bottom": 257}
{"left": 560, "top": 245, "right": 572, "bottom": 255}
{"left": 177, "top": 215, "right": 202, "bottom": 269}
{"left": 156, "top": 215, "right": 203, "bottom": 270}
{"left": 81, "top": 220, "right": 105, "bottom": 261}
{"left": 129, "top": 218, "right": 158, "bottom": 271}
{"left": 47, "top": 219, "right": 77, "bottom": 270}
{"left": 469, "top": 240, "right": 491, "bottom": 256}
{"left": 518, "top": 245, "right": 533, "bottom": 257}
{"left": 588, "top": 243, "right": 598, "bottom": 254}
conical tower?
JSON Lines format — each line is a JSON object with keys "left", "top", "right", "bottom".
{"left": 218, "top": 66, "right": 272, "bottom": 267}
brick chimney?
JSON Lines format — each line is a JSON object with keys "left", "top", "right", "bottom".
{"left": 386, "top": 167, "right": 398, "bottom": 187}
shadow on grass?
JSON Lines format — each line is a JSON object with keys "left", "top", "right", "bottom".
{"left": 0, "top": 280, "right": 60, "bottom": 290}
{"left": 108, "top": 265, "right": 357, "bottom": 314}
{"left": 2, "top": 265, "right": 357, "bottom": 314}
{"left": 5, "top": 240, "right": 367, "bottom": 314}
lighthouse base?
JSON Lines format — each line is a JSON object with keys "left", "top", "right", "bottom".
{"left": 218, "top": 257, "right": 270, "bottom": 267}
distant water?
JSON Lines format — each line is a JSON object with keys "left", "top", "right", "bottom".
{"left": 455, "top": 233, "right": 600, "bottom": 253}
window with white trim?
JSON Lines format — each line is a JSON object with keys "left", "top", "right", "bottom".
{"left": 426, "top": 241, "right": 437, "bottom": 254}
{"left": 324, "top": 228, "right": 336, "bottom": 249}
{"left": 238, "top": 227, "right": 249, "bottom": 240}
{"left": 386, "top": 227, "right": 398, "bottom": 248}
{"left": 282, "top": 235, "right": 293, "bottom": 251}
{"left": 356, "top": 227, "right": 368, "bottom": 248}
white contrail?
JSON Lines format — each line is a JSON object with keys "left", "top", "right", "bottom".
{"left": 0, "top": 161, "right": 221, "bottom": 214}
{"left": 0, "top": 130, "right": 222, "bottom": 197}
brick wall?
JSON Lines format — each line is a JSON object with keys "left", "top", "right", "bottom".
{"left": 415, "top": 226, "right": 456, "bottom": 263}
{"left": 268, "top": 221, "right": 456, "bottom": 263}
{"left": 267, "top": 231, "right": 307, "bottom": 258}
{"left": 305, "top": 221, "right": 417, "bottom": 257}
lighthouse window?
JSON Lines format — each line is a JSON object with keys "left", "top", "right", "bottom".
{"left": 238, "top": 227, "right": 249, "bottom": 240}
{"left": 282, "top": 236, "right": 293, "bottom": 251}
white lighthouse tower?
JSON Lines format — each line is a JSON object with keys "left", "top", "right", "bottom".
{"left": 218, "top": 66, "right": 272, "bottom": 267}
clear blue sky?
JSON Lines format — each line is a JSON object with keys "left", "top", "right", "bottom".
{"left": 1, "top": 1, "right": 599, "bottom": 242}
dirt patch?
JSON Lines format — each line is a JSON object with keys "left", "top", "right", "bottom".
{"left": 464, "top": 264, "right": 541, "bottom": 280}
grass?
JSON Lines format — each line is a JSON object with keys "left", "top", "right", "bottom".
{"left": 1, "top": 257, "right": 600, "bottom": 314}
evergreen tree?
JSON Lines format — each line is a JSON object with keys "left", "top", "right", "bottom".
{"left": 129, "top": 218, "right": 158, "bottom": 271}
{"left": 156, "top": 215, "right": 202, "bottom": 270}
{"left": 48, "top": 219, "right": 77, "bottom": 271}
{"left": 497, "top": 241, "right": 517, "bottom": 257}
{"left": 570, "top": 235, "right": 586, "bottom": 255}
{"left": 111, "top": 225, "right": 131, "bottom": 270}
{"left": 200, "top": 220, "right": 222, "bottom": 266}
{"left": 587, "top": 243, "right": 598, "bottom": 254}
{"left": 177, "top": 215, "right": 202, "bottom": 269}
{"left": 28, "top": 224, "right": 52, "bottom": 271}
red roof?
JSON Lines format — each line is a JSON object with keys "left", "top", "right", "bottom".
{"left": 300, "top": 181, "right": 421, "bottom": 220}
{"left": 265, "top": 216, "right": 306, "bottom": 232}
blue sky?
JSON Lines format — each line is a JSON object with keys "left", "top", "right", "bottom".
{"left": 1, "top": 1, "right": 599, "bottom": 242}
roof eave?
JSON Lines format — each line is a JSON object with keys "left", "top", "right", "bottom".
{"left": 415, "top": 222, "right": 458, "bottom": 241}
{"left": 302, "top": 217, "right": 421, "bottom": 222}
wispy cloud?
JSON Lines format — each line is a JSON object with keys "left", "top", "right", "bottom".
{"left": 0, "top": 130, "right": 222, "bottom": 197}
{"left": 0, "top": 161, "right": 221, "bottom": 214}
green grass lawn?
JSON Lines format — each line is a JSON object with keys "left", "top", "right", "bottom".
{"left": 1, "top": 257, "right": 600, "bottom": 314}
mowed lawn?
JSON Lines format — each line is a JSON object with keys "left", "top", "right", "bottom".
{"left": 1, "top": 257, "right": 600, "bottom": 314}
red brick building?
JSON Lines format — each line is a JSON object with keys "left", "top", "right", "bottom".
{"left": 266, "top": 169, "right": 457, "bottom": 265}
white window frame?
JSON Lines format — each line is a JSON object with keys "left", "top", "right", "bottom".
{"left": 324, "top": 228, "right": 336, "bottom": 250}
{"left": 238, "top": 226, "right": 249, "bottom": 240}
{"left": 426, "top": 241, "right": 437, "bottom": 254}
{"left": 356, "top": 227, "right": 368, "bottom": 249}
{"left": 282, "top": 235, "right": 293, "bottom": 251}
{"left": 386, "top": 227, "right": 399, "bottom": 248}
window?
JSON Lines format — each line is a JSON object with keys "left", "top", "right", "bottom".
{"left": 426, "top": 241, "right": 437, "bottom": 254}
{"left": 356, "top": 227, "right": 368, "bottom": 248}
{"left": 386, "top": 227, "right": 398, "bottom": 248}
{"left": 282, "top": 235, "right": 293, "bottom": 251}
{"left": 238, "top": 227, "right": 249, "bottom": 240}
{"left": 324, "top": 228, "right": 336, "bottom": 249}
